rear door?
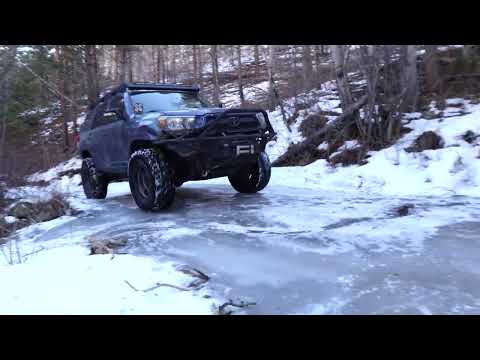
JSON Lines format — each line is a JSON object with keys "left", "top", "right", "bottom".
{"left": 89, "top": 100, "right": 109, "bottom": 171}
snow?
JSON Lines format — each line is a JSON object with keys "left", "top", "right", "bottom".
{"left": 4, "top": 216, "right": 16, "bottom": 224}
{"left": 202, "top": 99, "right": 480, "bottom": 198}
{"left": 0, "top": 246, "right": 217, "bottom": 315}
{"left": 28, "top": 157, "right": 82, "bottom": 183}
{"left": 265, "top": 83, "right": 342, "bottom": 162}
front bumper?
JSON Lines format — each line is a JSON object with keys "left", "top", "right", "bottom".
{"left": 153, "top": 132, "right": 273, "bottom": 181}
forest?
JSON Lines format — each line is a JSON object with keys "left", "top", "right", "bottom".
{"left": 1, "top": 45, "right": 479, "bottom": 184}
{"left": 2, "top": 45, "right": 480, "bottom": 315}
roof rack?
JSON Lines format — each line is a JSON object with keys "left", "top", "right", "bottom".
{"left": 126, "top": 83, "right": 200, "bottom": 92}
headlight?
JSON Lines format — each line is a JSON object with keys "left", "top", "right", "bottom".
{"left": 157, "top": 116, "right": 197, "bottom": 131}
{"left": 256, "top": 112, "right": 267, "bottom": 129}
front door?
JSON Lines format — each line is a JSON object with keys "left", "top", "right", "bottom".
{"left": 104, "top": 94, "right": 130, "bottom": 173}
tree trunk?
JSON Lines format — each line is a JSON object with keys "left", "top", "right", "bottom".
{"left": 85, "top": 45, "right": 99, "bottom": 107}
{"left": 118, "top": 45, "right": 129, "bottom": 83}
{"left": 56, "top": 46, "right": 71, "bottom": 151}
{"left": 192, "top": 45, "right": 198, "bottom": 83}
{"left": 171, "top": 45, "right": 177, "bottom": 82}
{"left": 425, "top": 45, "right": 440, "bottom": 94}
{"left": 127, "top": 46, "right": 134, "bottom": 82}
{"left": 253, "top": 45, "right": 260, "bottom": 78}
{"left": 237, "top": 45, "right": 245, "bottom": 106}
{"left": 211, "top": 45, "right": 220, "bottom": 105}
{"left": 314, "top": 45, "right": 321, "bottom": 82}
{"left": 302, "top": 45, "right": 313, "bottom": 90}
{"left": 113, "top": 46, "right": 120, "bottom": 82}
{"left": 402, "top": 45, "right": 418, "bottom": 112}
{"left": 164, "top": 45, "right": 169, "bottom": 82}
{"left": 267, "top": 45, "right": 289, "bottom": 130}
{"left": 198, "top": 45, "right": 203, "bottom": 87}
{"left": 330, "top": 45, "right": 354, "bottom": 111}
{"left": 267, "top": 45, "right": 277, "bottom": 109}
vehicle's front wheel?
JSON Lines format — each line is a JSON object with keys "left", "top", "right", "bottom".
{"left": 128, "top": 149, "right": 175, "bottom": 211}
{"left": 228, "top": 152, "right": 271, "bottom": 193}
{"left": 81, "top": 157, "right": 108, "bottom": 199}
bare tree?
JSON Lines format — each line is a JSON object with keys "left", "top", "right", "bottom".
{"left": 0, "top": 46, "right": 17, "bottom": 157}
{"left": 425, "top": 45, "right": 440, "bottom": 94}
{"left": 171, "top": 45, "right": 177, "bottom": 83}
{"left": 330, "top": 45, "right": 355, "bottom": 111}
{"left": 253, "top": 45, "right": 260, "bottom": 78}
{"left": 117, "top": 45, "right": 130, "bottom": 82}
{"left": 302, "top": 45, "right": 313, "bottom": 90}
{"left": 267, "top": 45, "right": 289, "bottom": 130}
{"left": 55, "top": 46, "right": 72, "bottom": 150}
{"left": 401, "top": 45, "right": 418, "bottom": 112}
{"left": 85, "top": 45, "right": 99, "bottom": 106}
{"left": 236, "top": 45, "right": 245, "bottom": 106}
{"left": 192, "top": 45, "right": 198, "bottom": 84}
{"left": 210, "top": 45, "right": 220, "bottom": 105}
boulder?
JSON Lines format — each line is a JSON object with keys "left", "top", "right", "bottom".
{"left": 8, "top": 202, "right": 36, "bottom": 219}
{"left": 462, "top": 130, "right": 478, "bottom": 144}
{"left": 299, "top": 114, "right": 328, "bottom": 139}
{"left": 405, "top": 131, "right": 444, "bottom": 153}
{"left": 329, "top": 147, "right": 368, "bottom": 166}
{"left": 7, "top": 198, "right": 68, "bottom": 222}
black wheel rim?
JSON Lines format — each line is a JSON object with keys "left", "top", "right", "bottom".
{"left": 133, "top": 159, "right": 153, "bottom": 200}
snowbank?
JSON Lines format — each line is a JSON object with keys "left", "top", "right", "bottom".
{"left": 202, "top": 99, "right": 480, "bottom": 198}
{"left": 0, "top": 245, "right": 217, "bottom": 315}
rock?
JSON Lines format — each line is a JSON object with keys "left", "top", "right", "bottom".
{"left": 88, "top": 236, "right": 128, "bottom": 255}
{"left": 392, "top": 204, "right": 415, "bottom": 217}
{"left": 462, "top": 130, "right": 478, "bottom": 144}
{"left": 405, "top": 131, "right": 444, "bottom": 153}
{"left": 7, "top": 197, "right": 69, "bottom": 223}
{"left": 329, "top": 147, "right": 368, "bottom": 166}
{"left": 8, "top": 202, "right": 36, "bottom": 219}
{"left": 422, "top": 110, "right": 440, "bottom": 120}
{"left": 299, "top": 114, "right": 328, "bottom": 139}
{"left": 105, "top": 238, "right": 128, "bottom": 249}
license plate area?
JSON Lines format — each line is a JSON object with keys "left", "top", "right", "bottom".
{"left": 236, "top": 144, "right": 255, "bottom": 156}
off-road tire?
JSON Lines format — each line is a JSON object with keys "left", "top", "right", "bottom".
{"left": 81, "top": 157, "right": 108, "bottom": 199}
{"left": 228, "top": 152, "right": 271, "bottom": 193}
{"left": 128, "top": 149, "right": 175, "bottom": 211}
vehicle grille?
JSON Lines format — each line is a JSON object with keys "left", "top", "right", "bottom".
{"left": 204, "top": 113, "right": 260, "bottom": 136}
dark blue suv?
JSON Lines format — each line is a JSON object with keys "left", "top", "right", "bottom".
{"left": 79, "top": 82, "right": 276, "bottom": 211}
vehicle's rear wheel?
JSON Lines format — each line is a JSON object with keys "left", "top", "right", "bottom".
{"left": 128, "top": 149, "right": 175, "bottom": 211}
{"left": 81, "top": 157, "right": 108, "bottom": 199}
{"left": 228, "top": 152, "right": 271, "bottom": 193}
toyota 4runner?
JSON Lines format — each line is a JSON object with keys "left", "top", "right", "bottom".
{"left": 79, "top": 82, "right": 276, "bottom": 211}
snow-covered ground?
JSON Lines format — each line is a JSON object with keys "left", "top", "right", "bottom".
{"left": 0, "top": 245, "right": 217, "bottom": 315}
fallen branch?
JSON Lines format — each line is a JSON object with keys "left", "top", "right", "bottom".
{"left": 217, "top": 300, "right": 257, "bottom": 315}
{"left": 272, "top": 94, "right": 368, "bottom": 167}
{"left": 124, "top": 280, "right": 191, "bottom": 293}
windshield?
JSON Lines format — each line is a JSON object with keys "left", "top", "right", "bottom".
{"left": 129, "top": 90, "right": 211, "bottom": 113}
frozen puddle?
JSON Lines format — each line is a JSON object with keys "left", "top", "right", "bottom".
{"left": 4, "top": 182, "right": 480, "bottom": 314}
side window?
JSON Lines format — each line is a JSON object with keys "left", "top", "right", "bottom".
{"left": 108, "top": 93, "right": 124, "bottom": 113}
{"left": 92, "top": 101, "right": 107, "bottom": 129}
{"left": 102, "top": 94, "right": 125, "bottom": 124}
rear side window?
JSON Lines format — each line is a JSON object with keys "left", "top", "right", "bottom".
{"left": 108, "top": 93, "right": 124, "bottom": 112}
{"left": 92, "top": 101, "right": 107, "bottom": 128}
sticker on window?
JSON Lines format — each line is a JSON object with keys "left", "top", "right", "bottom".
{"left": 134, "top": 103, "right": 144, "bottom": 114}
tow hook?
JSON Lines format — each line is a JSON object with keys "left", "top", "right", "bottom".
{"left": 202, "top": 170, "right": 209, "bottom": 177}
